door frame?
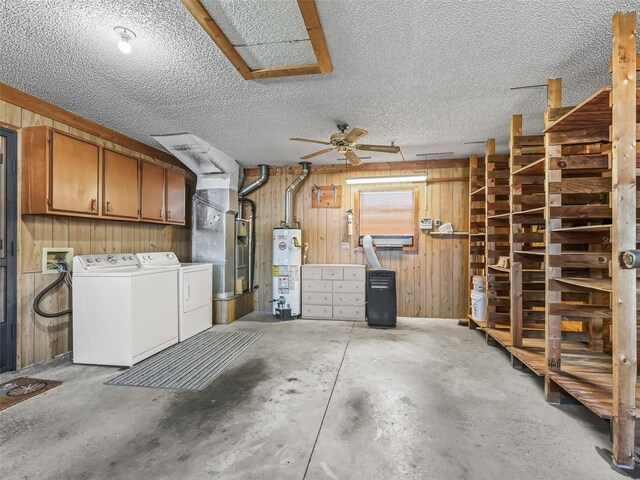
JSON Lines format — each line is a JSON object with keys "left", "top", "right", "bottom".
{"left": 1, "top": 126, "right": 17, "bottom": 372}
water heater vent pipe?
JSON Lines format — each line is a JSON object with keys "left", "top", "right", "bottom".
{"left": 284, "top": 162, "right": 310, "bottom": 227}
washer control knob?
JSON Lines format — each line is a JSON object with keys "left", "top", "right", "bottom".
{"left": 95, "top": 257, "right": 101, "bottom": 263}
{"left": 86, "top": 258, "right": 93, "bottom": 263}
{"left": 122, "top": 256, "right": 128, "bottom": 260}
{"left": 167, "top": 253, "right": 174, "bottom": 259}
{"left": 129, "top": 256, "right": 134, "bottom": 260}
{"left": 148, "top": 255, "right": 154, "bottom": 260}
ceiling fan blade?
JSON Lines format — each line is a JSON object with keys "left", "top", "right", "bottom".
{"left": 355, "top": 144, "right": 401, "bottom": 153}
{"left": 345, "top": 149, "right": 362, "bottom": 165}
{"left": 300, "top": 147, "right": 336, "bottom": 160}
{"left": 290, "top": 137, "right": 332, "bottom": 145}
{"left": 344, "top": 128, "right": 368, "bottom": 144}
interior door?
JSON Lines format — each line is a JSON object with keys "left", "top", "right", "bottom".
{"left": 140, "top": 162, "right": 165, "bottom": 222}
{"left": 0, "top": 128, "right": 17, "bottom": 372}
{"left": 103, "top": 149, "right": 139, "bottom": 219}
{"left": 50, "top": 130, "right": 100, "bottom": 215}
{"left": 165, "top": 170, "right": 186, "bottom": 224}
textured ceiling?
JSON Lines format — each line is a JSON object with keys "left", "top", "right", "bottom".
{"left": 1, "top": 0, "right": 637, "bottom": 168}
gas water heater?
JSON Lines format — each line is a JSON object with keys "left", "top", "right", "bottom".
{"left": 272, "top": 227, "right": 302, "bottom": 318}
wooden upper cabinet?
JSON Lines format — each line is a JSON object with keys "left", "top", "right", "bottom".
{"left": 140, "top": 162, "right": 166, "bottom": 222}
{"left": 103, "top": 149, "right": 139, "bottom": 220}
{"left": 165, "top": 170, "right": 186, "bottom": 225}
{"left": 21, "top": 127, "right": 100, "bottom": 216}
{"left": 21, "top": 126, "right": 188, "bottom": 225}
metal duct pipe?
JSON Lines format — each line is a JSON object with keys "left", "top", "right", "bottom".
{"left": 240, "top": 198, "right": 257, "bottom": 291}
{"left": 284, "top": 162, "right": 311, "bottom": 227}
{"left": 239, "top": 164, "right": 269, "bottom": 198}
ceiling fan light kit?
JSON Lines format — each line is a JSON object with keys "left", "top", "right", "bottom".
{"left": 290, "top": 123, "right": 401, "bottom": 165}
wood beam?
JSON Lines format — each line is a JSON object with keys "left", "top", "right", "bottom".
{"left": 0, "top": 83, "right": 190, "bottom": 174}
{"left": 243, "top": 158, "right": 469, "bottom": 176}
{"left": 251, "top": 64, "right": 321, "bottom": 80}
{"left": 181, "top": 0, "right": 253, "bottom": 80}
{"left": 297, "top": 0, "right": 333, "bottom": 73}
{"left": 610, "top": 10, "right": 637, "bottom": 469}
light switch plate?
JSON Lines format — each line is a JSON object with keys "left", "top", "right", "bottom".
{"left": 341, "top": 242, "right": 350, "bottom": 251}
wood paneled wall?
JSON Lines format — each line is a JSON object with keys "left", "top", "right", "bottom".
{"left": 0, "top": 100, "right": 191, "bottom": 368}
{"left": 242, "top": 165, "right": 469, "bottom": 319}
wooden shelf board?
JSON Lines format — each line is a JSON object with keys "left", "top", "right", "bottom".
{"left": 544, "top": 85, "right": 640, "bottom": 134}
{"left": 513, "top": 250, "right": 545, "bottom": 256}
{"left": 487, "top": 265, "right": 510, "bottom": 273}
{"left": 553, "top": 224, "right": 611, "bottom": 233}
{"left": 548, "top": 368, "right": 640, "bottom": 421}
{"left": 554, "top": 277, "right": 613, "bottom": 293}
{"left": 487, "top": 212, "right": 511, "bottom": 220}
{"left": 512, "top": 158, "right": 545, "bottom": 176}
{"left": 469, "top": 233, "right": 486, "bottom": 237}
{"left": 429, "top": 231, "right": 469, "bottom": 236}
{"left": 512, "top": 207, "right": 545, "bottom": 217}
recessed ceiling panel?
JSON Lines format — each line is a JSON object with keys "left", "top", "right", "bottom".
{"left": 200, "top": 0, "right": 313, "bottom": 68}
{"left": 237, "top": 41, "right": 316, "bottom": 69}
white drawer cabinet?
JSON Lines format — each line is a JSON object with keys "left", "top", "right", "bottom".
{"left": 302, "top": 264, "right": 366, "bottom": 321}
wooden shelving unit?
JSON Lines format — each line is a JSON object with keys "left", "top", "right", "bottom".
{"left": 540, "top": 12, "right": 638, "bottom": 467}
{"left": 484, "top": 139, "right": 511, "bottom": 331}
{"left": 467, "top": 154, "right": 486, "bottom": 328}
{"left": 509, "top": 114, "right": 546, "bottom": 353}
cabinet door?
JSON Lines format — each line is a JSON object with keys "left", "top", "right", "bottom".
{"left": 50, "top": 131, "right": 100, "bottom": 215}
{"left": 165, "top": 170, "right": 186, "bottom": 225}
{"left": 103, "top": 150, "right": 139, "bottom": 219}
{"left": 140, "top": 162, "right": 165, "bottom": 222}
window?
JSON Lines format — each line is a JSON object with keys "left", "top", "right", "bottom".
{"left": 354, "top": 188, "right": 419, "bottom": 251}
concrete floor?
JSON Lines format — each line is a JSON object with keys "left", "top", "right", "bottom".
{"left": 0, "top": 314, "right": 633, "bottom": 479}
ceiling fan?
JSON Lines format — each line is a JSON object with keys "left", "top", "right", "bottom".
{"left": 290, "top": 123, "right": 400, "bottom": 165}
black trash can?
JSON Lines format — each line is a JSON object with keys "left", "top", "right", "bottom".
{"left": 366, "top": 269, "right": 397, "bottom": 328}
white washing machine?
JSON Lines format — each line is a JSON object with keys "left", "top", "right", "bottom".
{"left": 136, "top": 252, "right": 213, "bottom": 341}
{"left": 72, "top": 253, "right": 178, "bottom": 367}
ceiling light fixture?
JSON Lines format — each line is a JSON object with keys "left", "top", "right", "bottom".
{"left": 114, "top": 26, "right": 136, "bottom": 54}
{"left": 345, "top": 174, "right": 427, "bottom": 185}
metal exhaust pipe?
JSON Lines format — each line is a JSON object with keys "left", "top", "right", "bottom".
{"left": 239, "top": 164, "right": 269, "bottom": 198}
{"left": 284, "top": 162, "right": 311, "bottom": 227}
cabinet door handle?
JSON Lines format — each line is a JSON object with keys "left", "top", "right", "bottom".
{"left": 90, "top": 198, "right": 96, "bottom": 212}
{"left": 167, "top": 211, "right": 172, "bottom": 219}
{"left": 106, "top": 201, "right": 111, "bottom": 213}
{"left": 159, "top": 209, "right": 164, "bottom": 218}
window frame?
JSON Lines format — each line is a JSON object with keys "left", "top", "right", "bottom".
{"left": 353, "top": 186, "right": 420, "bottom": 252}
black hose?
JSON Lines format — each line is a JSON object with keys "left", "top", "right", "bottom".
{"left": 33, "top": 269, "right": 72, "bottom": 318}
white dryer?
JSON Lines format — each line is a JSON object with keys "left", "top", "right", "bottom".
{"left": 72, "top": 253, "right": 178, "bottom": 367}
{"left": 136, "top": 252, "right": 213, "bottom": 341}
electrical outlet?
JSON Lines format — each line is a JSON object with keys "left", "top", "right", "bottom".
{"left": 42, "top": 248, "right": 74, "bottom": 274}
{"left": 434, "top": 219, "right": 442, "bottom": 228}
{"left": 341, "top": 242, "right": 350, "bottom": 251}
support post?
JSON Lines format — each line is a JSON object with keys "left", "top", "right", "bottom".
{"left": 544, "top": 78, "right": 563, "bottom": 383}
{"left": 510, "top": 114, "right": 524, "bottom": 348}
{"left": 610, "top": 10, "right": 637, "bottom": 469}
